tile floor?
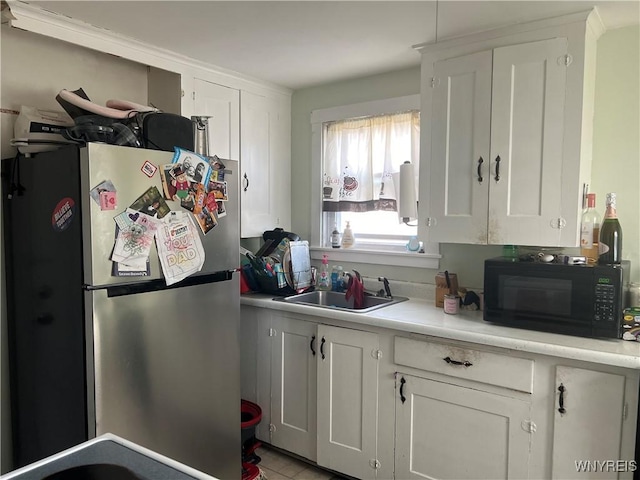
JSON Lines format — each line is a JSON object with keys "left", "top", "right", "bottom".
{"left": 255, "top": 444, "right": 346, "bottom": 480}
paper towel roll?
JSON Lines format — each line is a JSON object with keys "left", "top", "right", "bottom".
{"left": 398, "top": 161, "right": 417, "bottom": 223}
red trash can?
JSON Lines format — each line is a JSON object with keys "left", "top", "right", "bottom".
{"left": 241, "top": 400, "right": 262, "bottom": 467}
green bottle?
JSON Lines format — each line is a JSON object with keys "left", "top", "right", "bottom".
{"left": 598, "top": 193, "right": 623, "bottom": 265}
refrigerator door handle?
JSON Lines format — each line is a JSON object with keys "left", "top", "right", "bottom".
{"left": 85, "top": 270, "right": 238, "bottom": 297}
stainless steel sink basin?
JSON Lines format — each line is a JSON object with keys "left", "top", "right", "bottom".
{"left": 275, "top": 290, "right": 408, "bottom": 313}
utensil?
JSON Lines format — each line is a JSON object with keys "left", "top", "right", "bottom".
{"left": 444, "top": 270, "right": 452, "bottom": 293}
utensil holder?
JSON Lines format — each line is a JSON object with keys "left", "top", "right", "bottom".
{"left": 435, "top": 272, "right": 458, "bottom": 308}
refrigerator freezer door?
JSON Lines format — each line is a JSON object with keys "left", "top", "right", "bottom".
{"left": 80, "top": 143, "right": 240, "bottom": 287}
{"left": 87, "top": 277, "right": 240, "bottom": 479}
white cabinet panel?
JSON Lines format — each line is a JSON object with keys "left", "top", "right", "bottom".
{"left": 239, "top": 305, "right": 273, "bottom": 443}
{"left": 240, "top": 90, "right": 291, "bottom": 238}
{"left": 395, "top": 374, "right": 531, "bottom": 480}
{"left": 270, "top": 315, "right": 317, "bottom": 461}
{"left": 489, "top": 38, "right": 568, "bottom": 245}
{"left": 430, "top": 50, "right": 492, "bottom": 244}
{"left": 394, "top": 336, "right": 534, "bottom": 393}
{"left": 317, "top": 324, "right": 379, "bottom": 480}
{"left": 193, "top": 78, "right": 240, "bottom": 161}
{"left": 551, "top": 366, "right": 628, "bottom": 480}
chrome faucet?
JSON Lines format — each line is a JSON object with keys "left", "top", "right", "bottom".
{"left": 378, "top": 277, "right": 392, "bottom": 299}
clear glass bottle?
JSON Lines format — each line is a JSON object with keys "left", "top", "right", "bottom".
{"left": 598, "top": 192, "right": 623, "bottom": 265}
{"left": 331, "top": 224, "right": 341, "bottom": 248}
{"left": 580, "top": 193, "right": 600, "bottom": 264}
{"left": 502, "top": 244, "right": 519, "bottom": 261}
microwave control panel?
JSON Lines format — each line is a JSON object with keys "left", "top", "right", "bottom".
{"left": 594, "top": 283, "right": 617, "bottom": 322}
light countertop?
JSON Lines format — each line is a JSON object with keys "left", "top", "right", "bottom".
{"left": 241, "top": 293, "right": 640, "bottom": 370}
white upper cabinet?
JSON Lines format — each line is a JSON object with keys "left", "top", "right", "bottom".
{"left": 240, "top": 90, "right": 292, "bottom": 238}
{"left": 193, "top": 79, "right": 240, "bottom": 161}
{"left": 490, "top": 38, "right": 568, "bottom": 246}
{"left": 418, "top": 10, "right": 604, "bottom": 247}
{"left": 430, "top": 50, "right": 493, "bottom": 244}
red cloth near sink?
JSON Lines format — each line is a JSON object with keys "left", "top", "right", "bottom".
{"left": 345, "top": 272, "right": 365, "bottom": 309}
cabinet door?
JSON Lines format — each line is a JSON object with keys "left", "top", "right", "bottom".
{"left": 429, "top": 50, "right": 492, "bottom": 244}
{"left": 317, "top": 325, "right": 379, "bottom": 480}
{"left": 240, "top": 90, "right": 291, "bottom": 238}
{"left": 193, "top": 79, "right": 240, "bottom": 161}
{"left": 551, "top": 366, "right": 627, "bottom": 479}
{"left": 270, "top": 315, "right": 317, "bottom": 461}
{"left": 489, "top": 38, "right": 568, "bottom": 246}
{"left": 395, "top": 374, "right": 531, "bottom": 479}
{"left": 240, "top": 306, "right": 273, "bottom": 443}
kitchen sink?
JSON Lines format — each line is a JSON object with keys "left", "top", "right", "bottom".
{"left": 275, "top": 290, "right": 408, "bottom": 313}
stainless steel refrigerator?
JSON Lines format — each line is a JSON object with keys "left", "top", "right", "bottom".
{"left": 2, "top": 143, "right": 240, "bottom": 478}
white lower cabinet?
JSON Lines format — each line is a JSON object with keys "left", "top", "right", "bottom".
{"left": 270, "top": 314, "right": 317, "bottom": 461}
{"left": 267, "top": 315, "right": 379, "bottom": 479}
{"left": 241, "top": 307, "right": 639, "bottom": 480}
{"left": 551, "top": 366, "right": 636, "bottom": 480}
{"left": 394, "top": 374, "right": 531, "bottom": 479}
{"left": 316, "top": 324, "right": 379, "bottom": 480}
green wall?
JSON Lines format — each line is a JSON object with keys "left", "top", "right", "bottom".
{"left": 289, "top": 26, "right": 640, "bottom": 289}
{"left": 591, "top": 25, "right": 640, "bottom": 283}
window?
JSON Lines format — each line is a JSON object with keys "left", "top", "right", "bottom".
{"left": 322, "top": 110, "right": 420, "bottom": 249}
{"left": 310, "top": 95, "right": 440, "bottom": 268}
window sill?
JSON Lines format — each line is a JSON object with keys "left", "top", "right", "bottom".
{"left": 310, "top": 247, "right": 440, "bottom": 269}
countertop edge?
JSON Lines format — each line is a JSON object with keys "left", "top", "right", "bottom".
{"left": 241, "top": 294, "right": 640, "bottom": 370}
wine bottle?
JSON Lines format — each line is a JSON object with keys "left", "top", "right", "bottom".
{"left": 580, "top": 193, "right": 600, "bottom": 264}
{"left": 598, "top": 192, "right": 622, "bottom": 264}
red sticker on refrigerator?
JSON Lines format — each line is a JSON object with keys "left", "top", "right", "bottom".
{"left": 51, "top": 197, "right": 76, "bottom": 232}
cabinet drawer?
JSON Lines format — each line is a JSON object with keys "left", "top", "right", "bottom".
{"left": 394, "top": 336, "right": 534, "bottom": 393}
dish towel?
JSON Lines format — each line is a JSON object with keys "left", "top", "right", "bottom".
{"left": 345, "top": 270, "right": 365, "bottom": 309}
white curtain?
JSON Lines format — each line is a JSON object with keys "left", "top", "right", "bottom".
{"left": 322, "top": 111, "right": 420, "bottom": 212}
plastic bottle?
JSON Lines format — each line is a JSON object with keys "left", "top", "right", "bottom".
{"left": 318, "top": 254, "right": 331, "bottom": 290}
{"left": 336, "top": 266, "right": 345, "bottom": 292}
{"left": 580, "top": 193, "right": 600, "bottom": 264}
{"left": 598, "top": 192, "right": 623, "bottom": 265}
{"left": 331, "top": 224, "right": 341, "bottom": 248}
{"left": 341, "top": 221, "right": 355, "bottom": 248}
{"left": 330, "top": 265, "right": 339, "bottom": 291}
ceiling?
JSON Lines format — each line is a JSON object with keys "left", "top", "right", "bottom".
{"left": 18, "top": 0, "right": 640, "bottom": 90}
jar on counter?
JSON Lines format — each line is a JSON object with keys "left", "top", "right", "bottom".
{"left": 444, "top": 294, "right": 459, "bottom": 314}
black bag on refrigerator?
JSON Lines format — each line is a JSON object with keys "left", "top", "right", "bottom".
{"left": 141, "top": 113, "right": 194, "bottom": 152}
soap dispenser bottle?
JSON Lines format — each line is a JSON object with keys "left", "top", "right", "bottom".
{"left": 318, "top": 254, "right": 331, "bottom": 290}
{"left": 341, "top": 221, "right": 355, "bottom": 248}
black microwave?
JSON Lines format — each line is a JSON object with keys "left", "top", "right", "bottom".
{"left": 484, "top": 257, "right": 629, "bottom": 338}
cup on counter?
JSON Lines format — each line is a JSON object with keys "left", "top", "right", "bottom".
{"left": 444, "top": 294, "right": 459, "bottom": 314}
